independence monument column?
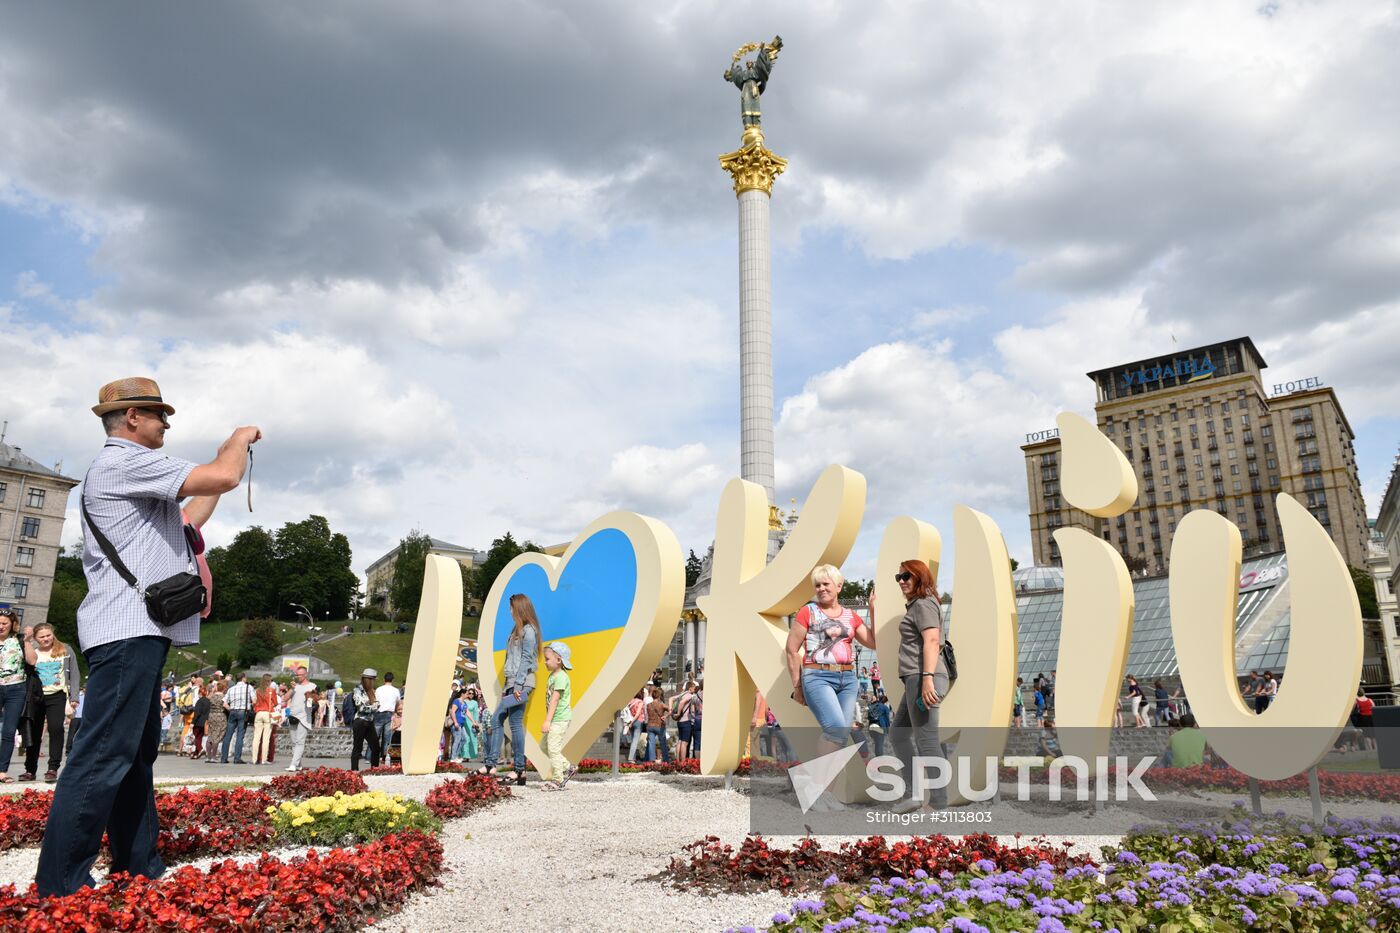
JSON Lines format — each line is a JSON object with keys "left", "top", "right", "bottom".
{"left": 719, "top": 37, "right": 786, "bottom": 514}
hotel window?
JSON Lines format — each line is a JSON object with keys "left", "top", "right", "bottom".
{"left": 20, "top": 518, "right": 39, "bottom": 538}
{"left": 1155, "top": 415, "right": 1163, "bottom": 425}
{"left": 1168, "top": 521, "right": 1177, "bottom": 533}
{"left": 1228, "top": 449, "right": 1237, "bottom": 459}
{"left": 10, "top": 577, "right": 26, "bottom": 599}
{"left": 1198, "top": 486, "right": 1207, "bottom": 497}
{"left": 15, "top": 547, "right": 34, "bottom": 568}
{"left": 1230, "top": 465, "right": 1239, "bottom": 475}
{"left": 1261, "top": 423, "right": 1272, "bottom": 438}
{"left": 1241, "top": 414, "right": 1251, "bottom": 427}
{"left": 1105, "top": 424, "right": 1115, "bottom": 434}
{"left": 26, "top": 489, "right": 45, "bottom": 509}
{"left": 1191, "top": 438, "right": 1199, "bottom": 450}
{"left": 1214, "top": 482, "right": 1226, "bottom": 497}
{"left": 1190, "top": 424, "right": 1198, "bottom": 436}
{"left": 1269, "top": 475, "right": 1279, "bottom": 487}
{"left": 1170, "top": 410, "right": 1179, "bottom": 422}
{"left": 1237, "top": 513, "right": 1247, "bottom": 525}
{"left": 1225, "top": 433, "right": 1234, "bottom": 444}
{"left": 1222, "top": 401, "right": 1231, "bottom": 413}
{"left": 0, "top": 483, "right": 6, "bottom": 502}
{"left": 1204, "top": 403, "right": 1213, "bottom": 415}
{"left": 1163, "top": 491, "right": 1172, "bottom": 502}
{"left": 1233, "top": 481, "right": 1242, "bottom": 492}
{"left": 1265, "top": 442, "right": 1275, "bottom": 453}
{"left": 1196, "top": 470, "right": 1205, "bottom": 480}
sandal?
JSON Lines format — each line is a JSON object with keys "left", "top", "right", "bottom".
{"left": 18, "top": 773, "right": 35, "bottom": 782}
{"left": 498, "top": 769, "right": 526, "bottom": 786}
{"left": 0, "top": 774, "right": 11, "bottom": 783}
{"left": 540, "top": 780, "right": 564, "bottom": 791}
{"left": 474, "top": 766, "right": 497, "bottom": 777}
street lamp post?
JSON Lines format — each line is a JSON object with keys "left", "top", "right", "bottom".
{"left": 288, "top": 602, "right": 314, "bottom": 627}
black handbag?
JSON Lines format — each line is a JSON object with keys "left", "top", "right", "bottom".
{"left": 940, "top": 638, "right": 958, "bottom": 684}
{"left": 81, "top": 492, "right": 207, "bottom": 627}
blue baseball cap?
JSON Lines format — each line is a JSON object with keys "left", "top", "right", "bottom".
{"left": 545, "top": 641, "right": 573, "bottom": 670}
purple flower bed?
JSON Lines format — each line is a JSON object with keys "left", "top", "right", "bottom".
{"left": 732, "top": 811, "right": 1400, "bottom": 933}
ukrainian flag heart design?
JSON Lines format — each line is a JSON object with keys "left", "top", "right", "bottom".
{"left": 476, "top": 512, "right": 684, "bottom": 778}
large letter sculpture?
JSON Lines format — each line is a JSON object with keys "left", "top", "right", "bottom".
{"left": 396, "top": 411, "right": 1364, "bottom": 786}
{"left": 401, "top": 554, "right": 466, "bottom": 774}
{"left": 475, "top": 512, "right": 684, "bottom": 779}
{"left": 697, "top": 464, "right": 865, "bottom": 777}
{"left": 1170, "top": 495, "right": 1362, "bottom": 779}
{"left": 1052, "top": 412, "right": 1137, "bottom": 764}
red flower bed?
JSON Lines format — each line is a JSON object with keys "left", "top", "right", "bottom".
{"left": 0, "top": 829, "right": 444, "bottom": 932}
{"left": 660, "top": 833, "right": 1091, "bottom": 893}
{"left": 0, "top": 789, "right": 52, "bottom": 853}
{"left": 1135, "top": 765, "right": 1400, "bottom": 802}
{"left": 0, "top": 788, "right": 276, "bottom": 863}
{"left": 423, "top": 775, "right": 515, "bottom": 819}
{"left": 154, "top": 787, "right": 278, "bottom": 861}
{"left": 264, "top": 767, "right": 368, "bottom": 800}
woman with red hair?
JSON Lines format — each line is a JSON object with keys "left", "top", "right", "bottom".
{"left": 888, "top": 559, "right": 951, "bottom": 813}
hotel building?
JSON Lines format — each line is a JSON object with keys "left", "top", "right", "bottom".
{"left": 1022, "top": 337, "right": 1369, "bottom": 574}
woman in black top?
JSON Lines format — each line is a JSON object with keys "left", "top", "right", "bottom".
{"left": 190, "top": 687, "right": 212, "bottom": 760}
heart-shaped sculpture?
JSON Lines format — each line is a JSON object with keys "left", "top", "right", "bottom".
{"left": 477, "top": 511, "right": 683, "bottom": 778}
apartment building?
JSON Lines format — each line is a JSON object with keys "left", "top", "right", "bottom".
{"left": 0, "top": 438, "right": 80, "bottom": 626}
{"left": 1022, "top": 337, "right": 1369, "bottom": 573}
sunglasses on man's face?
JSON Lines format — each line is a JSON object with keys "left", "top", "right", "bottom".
{"left": 894, "top": 572, "right": 913, "bottom": 583}
{"left": 135, "top": 408, "right": 170, "bottom": 427}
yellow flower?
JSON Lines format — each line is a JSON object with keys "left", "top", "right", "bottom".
{"left": 265, "top": 806, "right": 277, "bottom": 815}
{"left": 387, "top": 821, "right": 396, "bottom": 827}
{"left": 333, "top": 807, "right": 348, "bottom": 817}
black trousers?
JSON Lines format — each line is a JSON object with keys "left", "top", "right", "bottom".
{"left": 66, "top": 718, "right": 81, "bottom": 755}
{"left": 351, "top": 718, "right": 381, "bottom": 770}
{"left": 25, "top": 691, "right": 68, "bottom": 774}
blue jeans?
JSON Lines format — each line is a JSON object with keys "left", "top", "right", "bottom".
{"left": 628, "top": 719, "right": 646, "bottom": 761}
{"left": 801, "top": 668, "right": 859, "bottom": 745}
{"left": 647, "top": 725, "right": 671, "bottom": 762}
{"left": 36, "top": 635, "right": 170, "bottom": 896}
{"left": 484, "top": 687, "right": 531, "bottom": 771}
{"left": 0, "top": 682, "right": 26, "bottom": 772}
{"left": 220, "top": 709, "right": 249, "bottom": 763}
{"left": 374, "top": 711, "right": 393, "bottom": 756}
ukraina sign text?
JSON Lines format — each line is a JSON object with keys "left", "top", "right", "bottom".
{"left": 399, "top": 412, "right": 1361, "bottom": 785}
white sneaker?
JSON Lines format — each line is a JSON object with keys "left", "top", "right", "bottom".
{"left": 284, "top": 765, "right": 299, "bottom": 772}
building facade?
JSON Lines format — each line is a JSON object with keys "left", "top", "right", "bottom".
{"left": 1023, "top": 337, "right": 1369, "bottom": 573}
{"left": 1373, "top": 455, "right": 1400, "bottom": 696}
{"left": 364, "top": 537, "right": 486, "bottom": 617}
{"left": 0, "top": 440, "right": 79, "bottom": 627}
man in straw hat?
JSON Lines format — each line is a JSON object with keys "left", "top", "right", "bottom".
{"left": 36, "top": 377, "right": 261, "bottom": 896}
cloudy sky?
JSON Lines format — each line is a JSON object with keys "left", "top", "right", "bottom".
{"left": 2, "top": 1, "right": 1397, "bottom": 592}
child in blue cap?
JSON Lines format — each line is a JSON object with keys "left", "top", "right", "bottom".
{"left": 540, "top": 641, "right": 574, "bottom": 791}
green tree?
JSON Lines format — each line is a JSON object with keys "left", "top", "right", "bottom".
{"left": 47, "top": 544, "right": 87, "bottom": 651}
{"left": 204, "top": 526, "right": 279, "bottom": 622}
{"left": 236, "top": 618, "right": 283, "bottom": 667}
{"left": 685, "top": 549, "right": 703, "bottom": 587}
{"left": 215, "top": 651, "right": 235, "bottom": 674}
{"left": 467, "top": 532, "right": 542, "bottom": 602}
{"left": 1009, "top": 557, "right": 1020, "bottom": 572}
{"left": 839, "top": 578, "right": 873, "bottom": 600}
{"left": 274, "top": 515, "right": 359, "bottom": 620}
{"left": 388, "top": 531, "right": 433, "bottom": 619}
{"left": 1352, "top": 564, "right": 1380, "bottom": 620}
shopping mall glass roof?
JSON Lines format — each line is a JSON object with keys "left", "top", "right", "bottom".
{"left": 948, "top": 552, "right": 1292, "bottom": 684}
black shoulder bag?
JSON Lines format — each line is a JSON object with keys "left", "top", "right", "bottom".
{"left": 81, "top": 492, "right": 207, "bottom": 627}
{"left": 934, "top": 601, "right": 958, "bottom": 684}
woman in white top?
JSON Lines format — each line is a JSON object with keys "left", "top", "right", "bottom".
{"left": 0, "top": 610, "right": 31, "bottom": 782}
{"left": 21, "top": 623, "right": 82, "bottom": 782}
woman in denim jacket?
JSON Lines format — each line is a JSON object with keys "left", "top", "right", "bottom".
{"left": 477, "top": 594, "right": 540, "bottom": 785}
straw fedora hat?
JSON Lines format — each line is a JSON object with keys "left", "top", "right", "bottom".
{"left": 91, "top": 377, "right": 177, "bottom": 417}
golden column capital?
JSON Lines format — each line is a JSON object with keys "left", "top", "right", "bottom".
{"left": 719, "top": 130, "right": 788, "bottom": 198}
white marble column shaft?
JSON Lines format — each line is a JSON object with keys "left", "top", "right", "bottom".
{"left": 738, "top": 187, "right": 776, "bottom": 505}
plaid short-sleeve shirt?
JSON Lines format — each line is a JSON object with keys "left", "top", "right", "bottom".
{"left": 77, "top": 438, "right": 199, "bottom": 651}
